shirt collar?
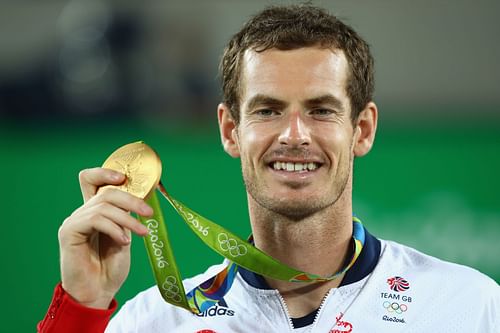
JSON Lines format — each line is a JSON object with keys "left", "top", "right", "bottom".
{"left": 238, "top": 224, "right": 381, "bottom": 289}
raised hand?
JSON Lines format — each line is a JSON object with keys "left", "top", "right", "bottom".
{"left": 58, "top": 168, "right": 152, "bottom": 309}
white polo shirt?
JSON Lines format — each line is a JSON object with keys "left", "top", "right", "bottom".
{"left": 106, "top": 227, "right": 500, "bottom": 332}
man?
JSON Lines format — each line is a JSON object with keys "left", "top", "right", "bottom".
{"left": 39, "top": 4, "right": 499, "bottom": 332}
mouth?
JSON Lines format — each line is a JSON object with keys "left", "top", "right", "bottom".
{"left": 269, "top": 161, "right": 322, "bottom": 173}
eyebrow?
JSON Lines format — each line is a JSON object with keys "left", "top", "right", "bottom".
{"left": 245, "top": 94, "right": 345, "bottom": 112}
{"left": 245, "top": 94, "right": 288, "bottom": 112}
{"left": 304, "top": 94, "right": 345, "bottom": 112}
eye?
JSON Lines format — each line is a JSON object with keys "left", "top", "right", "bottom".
{"left": 310, "top": 108, "right": 334, "bottom": 116}
{"left": 255, "top": 109, "right": 277, "bottom": 117}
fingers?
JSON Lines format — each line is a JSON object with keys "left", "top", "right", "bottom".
{"left": 61, "top": 187, "right": 154, "bottom": 248}
{"left": 88, "top": 188, "right": 153, "bottom": 218}
{"left": 96, "top": 202, "right": 149, "bottom": 236}
{"left": 60, "top": 210, "right": 149, "bottom": 251}
{"left": 79, "top": 168, "right": 125, "bottom": 202}
{"left": 87, "top": 214, "right": 133, "bottom": 246}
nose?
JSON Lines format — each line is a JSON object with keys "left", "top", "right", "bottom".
{"left": 278, "top": 110, "right": 311, "bottom": 146}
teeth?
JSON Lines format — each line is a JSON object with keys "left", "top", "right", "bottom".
{"left": 272, "top": 162, "right": 319, "bottom": 172}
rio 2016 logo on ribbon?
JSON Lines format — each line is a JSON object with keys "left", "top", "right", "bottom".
{"left": 383, "top": 301, "right": 408, "bottom": 314}
{"left": 161, "top": 276, "right": 182, "bottom": 303}
{"left": 387, "top": 276, "right": 410, "bottom": 292}
{"left": 145, "top": 219, "right": 169, "bottom": 268}
{"left": 217, "top": 233, "right": 248, "bottom": 257}
{"left": 173, "top": 200, "right": 209, "bottom": 236}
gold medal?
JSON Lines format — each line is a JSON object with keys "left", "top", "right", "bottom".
{"left": 101, "top": 141, "right": 162, "bottom": 199}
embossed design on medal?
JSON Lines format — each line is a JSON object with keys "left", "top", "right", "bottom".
{"left": 161, "top": 276, "right": 182, "bottom": 303}
{"left": 115, "top": 152, "right": 149, "bottom": 197}
{"left": 102, "top": 142, "right": 161, "bottom": 199}
{"left": 217, "top": 233, "right": 247, "bottom": 257}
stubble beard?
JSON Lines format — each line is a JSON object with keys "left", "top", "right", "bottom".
{"left": 242, "top": 152, "right": 353, "bottom": 221}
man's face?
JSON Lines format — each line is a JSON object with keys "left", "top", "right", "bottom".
{"left": 225, "top": 47, "right": 361, "bottom": 219}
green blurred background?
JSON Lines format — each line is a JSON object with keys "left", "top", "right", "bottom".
{"left": 1, "top": 1, "right": 499, "bottom": 332}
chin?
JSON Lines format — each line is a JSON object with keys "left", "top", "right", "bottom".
{"left": 257, "top": 195, "right": 331, "bottom": 221}
{"left": 271, "top": 206, "right": 320, "bottom": 221}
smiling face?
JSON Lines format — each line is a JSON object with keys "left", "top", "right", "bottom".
{"left": 219, "top": 47, "right": 376, "bottom": 219}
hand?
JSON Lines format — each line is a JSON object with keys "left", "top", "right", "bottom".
{"left": 58, "top": 168, "right": 153, "bottom": 309}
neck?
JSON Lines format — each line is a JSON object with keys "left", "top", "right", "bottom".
{"left": 250, "top": 204, "right": 353, "bottom": 277}
{"left": 247, "top": 182, "right": 354, "bottom": 317}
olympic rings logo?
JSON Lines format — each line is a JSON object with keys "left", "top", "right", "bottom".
{"left": 161, "top": 276, "right": 182, "bottom": 303}
{"left": 383, "top": 301, "right": 408, "bottom": 314}
{"left": 217, "top": 233, "right": 248, "bottom": 257}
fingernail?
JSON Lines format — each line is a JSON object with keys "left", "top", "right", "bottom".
{"left": 139, "top": 225, "right": 149, "bottom": 235}
{"left": 122, "top": 234, "right": 131, "bottom": 244}
{"left": 141, "top": 204, "right": 153, "bottom": 216}
{"left": 112, "top": 173, "right": 123, "bottom": 181}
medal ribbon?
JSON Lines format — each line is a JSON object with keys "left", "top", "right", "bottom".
{"left": 137, "top": 182, "right": 365, "bottom": 314}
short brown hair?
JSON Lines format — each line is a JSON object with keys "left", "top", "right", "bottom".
{"left": 220, "top": 4, "right": 374, "bottom": 123}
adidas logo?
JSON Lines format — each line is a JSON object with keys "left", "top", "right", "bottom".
{"left": 196, "top": 305, "right": 235, "bottom": 317}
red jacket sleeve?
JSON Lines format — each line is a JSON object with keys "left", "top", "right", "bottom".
{"left": 37, "top": 283, "right": 117, "bottom": 333}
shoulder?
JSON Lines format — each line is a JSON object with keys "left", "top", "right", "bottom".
{"left": 371, "top": 240, "right": 500, "bottom": 330}
{"left": 380, "top": 239, "right": 499, "bottom": 298}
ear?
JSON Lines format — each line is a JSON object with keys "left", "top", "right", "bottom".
{"left": 353, "top": 102, "right": 378, "bottom": 157}
{"left": 217, "top": 103, "right": 240, "bottom": 158}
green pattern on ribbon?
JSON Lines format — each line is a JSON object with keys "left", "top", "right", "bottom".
{"left": 166, "top": 198, "right": 306, "bottom": 281}
{"left": 138, "top": 182, "right": 365, "bottom": 314}
{"left": 138, "top": 192, "right": 191, "bottom": 312}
